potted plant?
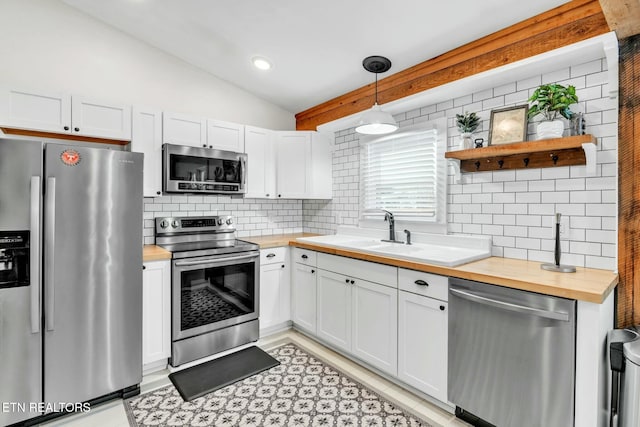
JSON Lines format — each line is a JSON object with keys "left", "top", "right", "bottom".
{"left": 527, "top": 83, "right": 578, "bottom": 139}
{"left": 455, "top": 111, "right": 480, "bottom": 149}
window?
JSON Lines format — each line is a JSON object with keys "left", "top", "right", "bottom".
{"left": 360, "top": 119, "right": 447, "bottom": 224}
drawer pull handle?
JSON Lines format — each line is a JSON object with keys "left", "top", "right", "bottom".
{"left": 281, "top": 264, "right": 285, "bottom": 268}
{"left": 345, "top": 278, "right": 349, "bottom": 283}
{"left": 440, "top": 305, "right": 445, "bottom": 311}
{"left": 311, "top": 269, "right": 315, "bottom": 274}
{"left": 415, "top": 279, "right": 429, "bottom": 286}
{"left": 350, "top": 280, "right": 355, "bottom": 284}
{"left": 266, "top": 253, "right": 276, "bottom": 258}
{"left": 301, "top": 254, "right": 308, "bottom": 259}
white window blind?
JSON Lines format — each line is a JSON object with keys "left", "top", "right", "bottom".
{"left": 360, "top": 125, "right": 444, "bottom": 221}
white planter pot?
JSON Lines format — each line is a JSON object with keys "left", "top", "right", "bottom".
{"left": 536, "top": 120, "right": 564, "bottom": 140}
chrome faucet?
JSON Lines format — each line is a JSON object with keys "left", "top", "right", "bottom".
{"left": 380, "top": 209, "right": 397, "bottom": 242}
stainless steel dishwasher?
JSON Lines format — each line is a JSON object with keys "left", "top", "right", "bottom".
{"left": 448, "top": 278, "right": 576, "bottom": 427}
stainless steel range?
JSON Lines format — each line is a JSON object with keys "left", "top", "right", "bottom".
{"left": 155, "top": 216, "right": 260, "bottom": 367}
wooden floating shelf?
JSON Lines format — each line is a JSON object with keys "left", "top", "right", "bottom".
{"left": 445, "top": 134, "right": 596, "bottom": 173}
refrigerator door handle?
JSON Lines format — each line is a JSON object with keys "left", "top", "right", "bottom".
{"left": 30, "top": 176, "right": 41, "bottom": 334}
{"left": 45, "top": 177, "right": 55, "bottom": 331}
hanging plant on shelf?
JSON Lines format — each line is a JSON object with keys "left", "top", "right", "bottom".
{"left": 527, "top": 83, "right": 578, "bottom": 140}
{"left": 455, "top": 112, "right": 480, "bottom": 149}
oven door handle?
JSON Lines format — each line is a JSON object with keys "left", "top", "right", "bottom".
{"left": 175, "top": 253, "right": 258, "bottom": 267}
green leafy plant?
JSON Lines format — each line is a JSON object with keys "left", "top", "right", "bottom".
{"left": 455, "top": 111, "right": 480, "bottom": 133}
{"left": 527, "top": 83, "right": 578, "bottom": 121}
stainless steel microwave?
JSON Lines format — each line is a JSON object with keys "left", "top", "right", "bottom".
{"left": 162, "top": 144, "right": 247, "bottom": 195}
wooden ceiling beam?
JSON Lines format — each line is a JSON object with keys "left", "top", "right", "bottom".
{"left": 599, "top": 0, "right": 640, "bottom": 39}
{"left": 295, "top": 0, "right": 610, "bottom": 131}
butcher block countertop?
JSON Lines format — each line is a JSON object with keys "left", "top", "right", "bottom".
{"left": 243, "top": 233, "right": 320, "bottom": 249}
{"left": 143, "top": 245, "right": 171, "bottom": 262}
{"left": 143, "top": 234, "right": 617, "bottom": 303}
{"left": 290, "top": 240, "right": 618, "bottom": 304}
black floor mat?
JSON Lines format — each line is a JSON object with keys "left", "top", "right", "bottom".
{"left": 168, "top": 346, "right": 280, "bottom": 402}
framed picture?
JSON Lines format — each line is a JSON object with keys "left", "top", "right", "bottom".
{"left": 488, "top": 105, "right": 528, "bottom": 145}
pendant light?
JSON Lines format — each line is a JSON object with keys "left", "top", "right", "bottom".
{"left": 355, "top": 56, "right": 398, "bottom": 135}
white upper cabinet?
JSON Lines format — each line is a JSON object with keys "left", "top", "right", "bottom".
{"left": 0, "top": 88, "right": 131, "bottom": 140}
{"left": 71, "top": 96, "right": 132, "bottom": 140}
{"left": 275, "top": 131, "right": 311, "bottom": 199}
{"left": 131, "top": 107, "right": 163, "bottom": 197}
{"left": 0, "top": 88, "right": 71, "bottom": 134}
{"left": 206, "top": 119, "right": 245, "bottom": 152}
{"left": 162, "top": 112, "right": 206, "bottom": 147}
{"left": 244, "top": 126, "right": 276, "bottom": 199}
{"left": 274, "top": 131, "right": 332, "bottom": 200}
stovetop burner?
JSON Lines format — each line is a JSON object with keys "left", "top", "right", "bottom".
{"left": 154, "top": 216, "right": 259, "bottom": 259}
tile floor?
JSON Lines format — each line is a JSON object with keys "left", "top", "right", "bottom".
{"left": 40, "top": 329, "right": 469, "bottom": 427}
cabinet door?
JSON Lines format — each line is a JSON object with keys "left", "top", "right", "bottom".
{"left": 0, "top": 87, "right": 71, "bottom": 134}
{"left": 292, "top": 263, "right": 316, "bottom": 334}
{"left": 275, "top": 131, "right": 311, "bottom": 199}
{"left": 352, "top": 279, "right": 398, "bottom": 376}
{"left": 142, "top": 261, "right": 171, "bottom": 367}
{"left": 316, "top": 269, "right": 351, "bottom": 352}
{"left": 398, "top": 291, "right": 447, "bottom": 402}
{"left": 260, "top": 262, "right": 285, "bottom": 330}
{"left": 162, "top": 112, "right": 206, "bottom": 147}
{"left": 132, "top": 107, "right": 163, "bottom": 197}
{"left": 310, "top": 132, "right": 333, "bottom": 199}
{"left": 207, "top": 119, "right": 245, "bottom": 152}
{"left": 71, "top": 96, "right": 132, "bottom": 140}
{"left": 244, "top": 126, "right": 276, "bottom": 198}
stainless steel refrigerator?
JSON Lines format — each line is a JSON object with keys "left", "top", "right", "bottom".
{"left": 0, "top": 138, "right": 143, "bottom": 426}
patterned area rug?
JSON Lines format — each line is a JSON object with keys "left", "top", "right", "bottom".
{"left": 125, "top": 343, "right": 432, "bottom": 426}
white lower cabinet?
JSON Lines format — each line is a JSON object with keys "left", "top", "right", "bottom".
{"left": 316, "top": 270, "right": 351, "bottom": 352}
{"left": 352, "top": 279, "right": 398, "bottom": 376}
{"left": 293, "top": 250, "right": 449, "bottom": 403}
{"left": 259, "top": 247, "right": 290, "bottom": 332}
{"left": 292, "top": 262, "right": 317, "bottom": 334}
{"left": 142, "top": 260, "right": 171, "bottom": 370}
{"left": 398, "top": 290, "right": 448, "bottom": 402}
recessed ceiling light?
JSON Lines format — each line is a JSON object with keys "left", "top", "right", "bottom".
{"left": 252, "top": 56, "right": 272, "bottom": 71}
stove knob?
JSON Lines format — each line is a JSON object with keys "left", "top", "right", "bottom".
{"left": 217, "top": 218, "right": 224, "bottom": 225}
{"left": 171, "top": 220, "right": 180, "bottom": 228}
{"left": 160, "top": 220, "right": 169, "bottom": 229}
{"left": 226, "top": 218, "right": 233, "bottom": 225}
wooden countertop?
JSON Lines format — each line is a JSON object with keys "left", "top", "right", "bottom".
{"left": 290, "top": 240, "right": 618, "bottom": 304}
{"left": 143, "top": 234, "right": 617, "bottom": 303}
{"left": 243, "top": 233, "right": 320, "bottom": 249}
{"left": 143, "top": 245, "right": 172, "bottom": 262}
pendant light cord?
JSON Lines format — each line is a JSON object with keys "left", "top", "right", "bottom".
{"left": 375, "top": 73, "right": 378, "bottom": 104}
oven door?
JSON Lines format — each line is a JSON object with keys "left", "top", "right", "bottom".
{"left": 172, "top": 251, "right": 259, "bottom": 341}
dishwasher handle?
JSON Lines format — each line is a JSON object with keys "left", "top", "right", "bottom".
{"left": 450, "top": 287, "right": 570, "bottom": 322}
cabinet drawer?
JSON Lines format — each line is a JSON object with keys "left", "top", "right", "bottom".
{"left": 398, "top": 268, "right": 448, "bottom": 301}
{"left": 260, "top": 247, "right": 286, "bottom": 265}
{"left": 317, "top": 253, "right": 396, "bottom": 287}
{"left": 293, "top": 248, "right": 316, "bottom": 266}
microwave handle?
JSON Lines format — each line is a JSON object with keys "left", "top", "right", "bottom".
{"left": 240, "top": 156, "right": 246, "bottom": 190}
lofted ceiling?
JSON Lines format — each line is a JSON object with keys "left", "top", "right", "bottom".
{"left": 61, "top": 0, "right": 570, "bottom": 114}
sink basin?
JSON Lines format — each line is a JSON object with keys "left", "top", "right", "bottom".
{"left": 367, "top": 243, "right": 424, "bottom": 254}
{"left": 296, "top": 233, "right": 492, "bottom": 267}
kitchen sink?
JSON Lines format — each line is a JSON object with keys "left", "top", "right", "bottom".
{"left": 296, "top": 233, "right": 491, "bottom": 267}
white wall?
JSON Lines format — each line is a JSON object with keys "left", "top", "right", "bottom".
{"left": 304, "top": 57, "right": 617, "bottom": 271}
{"left": 0, "top": 0, "right": 294, "bottom": 130}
